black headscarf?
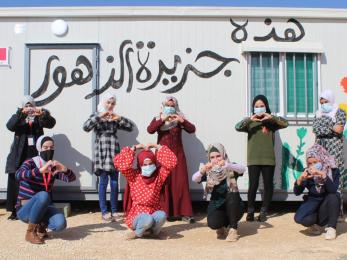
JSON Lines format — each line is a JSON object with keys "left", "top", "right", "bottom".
{"left": 252, "top": 95, "right": 271, "bottom": 114}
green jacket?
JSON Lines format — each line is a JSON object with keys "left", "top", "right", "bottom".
{"left": 235, "top": 116, "right": 288, "bottom": 166}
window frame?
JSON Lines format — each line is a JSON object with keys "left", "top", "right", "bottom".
{"left": 247, "top": 51, "right": 321, "bottom": 122}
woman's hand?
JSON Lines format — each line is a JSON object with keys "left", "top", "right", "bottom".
{"left": 39, "top": 160, "right": 54, "bottom": 174}
{"left": 201, "top": 162, "right": 213, "bottom": 174}
{"left": 297, "top": 169, "right": 313, "bottom": 185}
{"left": 34, "top": 108, "right": 43, "bottom": 116}
{"left": 131, "top": 144, "right": 145, "bottom": 151}
{"left": 145, "top": 143, "right": 161, "bottom": 150}
{"left": 261, "top": 113, "right": 273, "bottom": 121}
{"left": 100, "top": 111, "right": 110, "bottom": 118}
{"left": 52, "top": 160, "right": 68, "bottom": 174}
{"left": 160, "top": 113, "right": 170, "bottom": 121}
{"left": 250, "top": 114, "right": 261, "bottom": 122}
{"left": 217, "top": 160, "right": 226, "bottom": 167}
{"left": 172, "top": 114, "right": 184, "bottom": 123}
{"left": 111, "top": 113, "right": 120, "bottom": 121}
{"left": 333, "top": 124, "right": 344, "bottom": 134}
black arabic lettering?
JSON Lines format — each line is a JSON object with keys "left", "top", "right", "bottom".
{"left": 162, "top": 50, "right": 239, "bottom": 94}
{"left": 230, "top": 19, "right": 248, "bottom": 43}
{"left": 33, "top": 55, "right": 93, "bottom": 106}
{"left": 136, "top": 51, "right": 152, "bottom": 83}
{"left": 254, "top": 18, "right": 305, "bottom": 42}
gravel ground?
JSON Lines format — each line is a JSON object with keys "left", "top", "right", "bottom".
{"left": 1, "top": 203, "right": 347, "bottom": 260}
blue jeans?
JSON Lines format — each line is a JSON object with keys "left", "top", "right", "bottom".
{"left": 17, "top": 191, "right": 66, "bottom": 231}
{"left": 132, "top": 211, "right": 166, "bottom": 237}
{"left": 98, "top": 170, "right": 119, "bottom": 215}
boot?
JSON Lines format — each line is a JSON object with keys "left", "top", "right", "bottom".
{"left": 37, "top": 223, "right": 48, "bottom": 239}
{"left": 25, "top": 224, "right": 44, "bottom": 244}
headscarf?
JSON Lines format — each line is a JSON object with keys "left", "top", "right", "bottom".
{"left": 306, "top": 144, "right": 336, "bottom": 193}
{"left": 204, "top": 143, "right": 238, "bottom": 195}
{"left": 252, "top": 95, "right": 271, "bottom": 114}
{"left": 316, "top": 89, "right": 339, "bottom": 122}
{"left": 32, "top": 135, "right": 54, "bottom": 167}
{"left": 137, "top": 149, "right": 158, "bottom": 184}
{"left": 21, "top": 95, "right": 35, "bottom": 108}
{"left": 97, "top": 92, "right": 117, "bottom": 113}
{"left": 159, "top": 96, "right": 185, "bottom": 131}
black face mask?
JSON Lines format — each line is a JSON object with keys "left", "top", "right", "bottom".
{"left": 40, "top": 150, "right": 54, "bottom": 161}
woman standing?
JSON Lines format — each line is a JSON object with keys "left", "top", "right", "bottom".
{"left": 294, "top": 144, "right": 340, "bottom": 240}
{"left": 147, "top": 96, "right": 195, "bottom": 223}
{"left": 192, "top": 143, "right": 246, "bottom": 242}
{"left": 5, "top": 96, "right": 56, "bottom": 220}
{"left": 83, "top": 93, "right": 133, "bottom": 222}
{"left": 235, "top": 95, "right": 288, "bottom": 222}
{"left": 312, "top": 90, "right": 346, "bottom": 215}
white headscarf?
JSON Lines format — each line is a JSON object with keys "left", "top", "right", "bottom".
{"left": 32, "top": 134, "right": 54, "bottom": 167}
{"left": 21, "top": 95, "right": 35, "bottom": 108}
{"left": 159, "top": 96, "right": 185, "bottom": 131}
{"left": 316, "top": 89, "right": 339, "bottom": 122}
{"left": 97, "top": 92, "right": 117, "bottom": 113}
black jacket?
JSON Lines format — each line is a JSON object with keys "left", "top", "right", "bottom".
{"left": 5, "top": 108, "right": 56, "bottom": 173}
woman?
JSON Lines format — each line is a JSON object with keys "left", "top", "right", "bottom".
{"left": 83, "top": 92, "right": 133, "bottom": 222}
{"left": 5, "top": 96, "right": 56, "bottom": 220}
{"left": 113, "top": 143, "right": 177, "bottom": 239}
{"left": 192, "top": 143, "right": 246, "bottom": 242}
{"left": 147, "top": 96, "right": 195, "bottom": 223}
{"left": 16, "top": 135, "right": 76, "bottom": 244}
{"left": 235, "top": 95, "right": 288, "bottom": 222}
{"left": 294, "top": 144, "right": 340, "bottom": 240}
{"left": 312, "top": 89, "right": 346, "bottom": 216}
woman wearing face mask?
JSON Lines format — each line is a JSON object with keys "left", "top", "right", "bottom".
{"left": 312, "top": 90, "right": 346, "bottom": 216}
{"left": 83, "top": 92, "right": 133, "bottom": 222}
{"left": 5, "top": 96, "right": 56, "bottom": 220}
{"left": 192, "top": 143, "right": 246, "bottom": 242}
{"left": 147, "top": 96, "right": 195, "bottom": 223}
{"left": 235, "top": 95, "right": 288, "bottom": 222}
{"left": 294, "top": 144, "right": 340, "bottom": 240}
{"left": 15, "top": 135, "right": 76, "bottom": 244}
{"left": 113, "top": 143, "right": 177, "bottom": 240}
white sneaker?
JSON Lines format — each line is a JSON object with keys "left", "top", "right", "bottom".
{"left": 226, "top": 228, "right": 239, "bottom": 242}
{"left": 325, "top": 227, "right": 336, "bottom": 240}
{"left": 216, "top": 227, "right": 229, "bottom": 239}
{"left": 306, "top": 224, "right": 324, "bottom": 235}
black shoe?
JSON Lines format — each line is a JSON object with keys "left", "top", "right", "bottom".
{"left": 167, "top": 216, "right": 181, "bottom": 222}
{"left": 182, "top": 216, "right": 195, "bottom": 224}
{"left": 246, "top": 213, "right": 254, "bottom": 222}
{"left": 8, "top": 212, "right": 18, "bottom": 220}
{"left": 257, "top": 212, "right": 267, "bottom": 222}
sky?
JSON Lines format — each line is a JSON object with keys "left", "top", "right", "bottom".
{"left": 0, "top": 0, "right": 347, "bottom": 8}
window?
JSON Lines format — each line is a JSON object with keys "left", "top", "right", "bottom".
{"left": 248, "top": 52, "right": 319, "bottom": 120}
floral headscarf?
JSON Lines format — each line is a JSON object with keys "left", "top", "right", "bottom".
{"left": 316, "top": 89, "right": 339, "bottom": 122}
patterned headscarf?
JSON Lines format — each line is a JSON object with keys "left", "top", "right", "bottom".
{"left": 159, "top": 96, "right": 185, "bottom": 131}
{"left": 204, "top": 143, "right": 238, "bottom": 194}
{"left": 306, "top": 144, "right": 336, "bottom": 192}
{"left": 21, "top": 95, "right": 35, "bottom": 108}
{"left": 316, "top": 89, "right": 339, "bottom": 122}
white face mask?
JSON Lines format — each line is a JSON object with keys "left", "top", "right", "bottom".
{"left": 321, "top": 103, "right": 333, "bottom": 113}
{"left": 141, "top": 164, "right": 157, "bottom": 177}
{"left": 254, "top": 107, "right": 266, "bottom": 115}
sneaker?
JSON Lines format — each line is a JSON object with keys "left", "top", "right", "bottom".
{"left": 182, "top": 216, "right": 195, "bottom": 224}
{"left": 246, "top": 213, "right": 254, "bottom": 222}
{"left": 325, "top": 227, "right": 336, "bottom": 240}
{"left": 226, "top": 228, "right": 239, "bottom": 242}
{"left": 101, "top": 213, "right": 113, "bottom": 222}
{"left": 216, "top": 227, "right": 229, "bottom": 240}
{"left": 306, "top": 224, "right": 324, "bottom": 235}
{"left": 125, "top": 231, "right": 137, "bottom": 240}
{"left": 7, "top": 212, "right": 18, "bottom": 221}
{"left": 257, "top": 212, "right": 267, "bottom": 222}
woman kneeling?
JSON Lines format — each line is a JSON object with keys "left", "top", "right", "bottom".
{"left": 192, "top": 143, "right": 246, "bottom": 242}
{"left": 114, "top": 143, "right": 177, "bottom": 239}
{"left": 16, "top": 135, "right": 76, "bottom": 244}
{"left": 294, "top": 144, "right": 340, "bottom": 240}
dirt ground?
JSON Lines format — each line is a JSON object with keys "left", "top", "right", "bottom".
{"left": 1, "top": 203, "right": 347, "bottom": 260}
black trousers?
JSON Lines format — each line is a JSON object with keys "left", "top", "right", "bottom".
{"left": 207, "top": 193, "right": 244, "bottom": 230}
{"left": 247, "top": 165, "right": 275, "bottom": 212}
{"left": 294, "top": 193, "right": 340, "bottom": 229}
{"left": 6, "top": 173, "right": 19, "bottom": 213}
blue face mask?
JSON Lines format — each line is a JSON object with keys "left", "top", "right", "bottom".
{"left": 141, "top": 164, "right": 157, "bottom": 177}
{"left": 321, "top": 103, "right": 333, "bottom": 113}
{"left": 163, "top": 106, "right": 176, "bottom": 115}
{"left": 314, "top": 162, "right": 323, "bottom": 171}
{"left": 254, "top": 107, "right": 266, "bottom": 115}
